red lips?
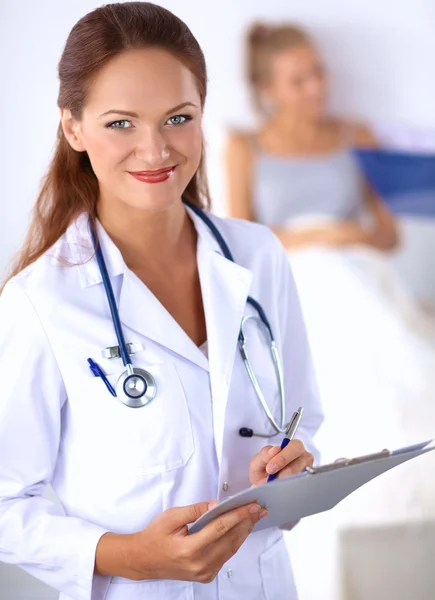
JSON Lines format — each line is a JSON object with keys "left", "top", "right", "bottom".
{"left": 128, "top": 166, "right": 176, "bottom": 184}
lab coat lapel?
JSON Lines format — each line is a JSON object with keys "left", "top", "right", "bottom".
{"left": 118, "top": 269, "right": 209, "bottom": 370}
{"left": 68, "top": 208, "right": 253, "bottom": 390}
{"left": 198, "top": 240, "right": 253, "bottom": 466}
{"left": 66, "top": 214, "right": 209, "bottom": 370}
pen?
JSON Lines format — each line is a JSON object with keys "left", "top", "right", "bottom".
{"left": 267, "top": 407, "right": 304, "bottom": 483}
{"left": 87, "top": 358, "right": 117, "bottom": 397}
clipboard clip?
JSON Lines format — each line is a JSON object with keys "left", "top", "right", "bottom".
{"left": 305, "top": 449, "right": 391, "bottom": 474}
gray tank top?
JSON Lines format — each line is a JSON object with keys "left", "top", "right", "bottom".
{"left": 252, "top": 144, "right": 366, "bottom": 227}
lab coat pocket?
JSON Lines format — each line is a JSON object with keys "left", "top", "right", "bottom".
{"left": 71, "top": 362, "right": 194, "bottom": 476}
{"left": 259, "top": 534, "right": 297, "bottom": 600}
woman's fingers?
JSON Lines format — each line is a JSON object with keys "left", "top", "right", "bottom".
{"left": 265, "top": 439, "right": 307, "bottom": 475}
{"left": 275, "top": 451, "right": 315, "bottom": 478}
{"left": 200, "top": 508, "right": 269, "bottom": 570}
{"left": 189, "top": 502, "right": 264, "bottom": 551}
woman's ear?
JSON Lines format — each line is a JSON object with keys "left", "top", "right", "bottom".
{"left": 60, "top": 108, "right": 86, "bottom": 152}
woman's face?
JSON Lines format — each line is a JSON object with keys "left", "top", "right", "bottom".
{"left": 61, "top": 48, "right": 203, "bottom": 214}
{"left": 265, "top": 43, "right": 327, "bottom": 121}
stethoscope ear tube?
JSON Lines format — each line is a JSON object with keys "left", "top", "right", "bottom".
{"left": 90, "top": 220, "right": 157, "bottom": 407}
{"left": 238, "top": 316, "right": 288, "bottom": 437}
{"left": 89, "top": 204, "right": 288, "bottom": 426}
{"left": 90, "top": 221, "right": 132, "bottom": 368}
{"left": 184, "top": 201, "right": 290, "bottom": 437}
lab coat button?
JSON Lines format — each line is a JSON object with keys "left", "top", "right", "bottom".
{"left": 227, "top": 568, "right": 233, "bottom": 578}
{"left": 222, "top": 482, "right": 229, "bottom": 492}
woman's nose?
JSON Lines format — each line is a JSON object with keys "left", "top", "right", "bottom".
{"left": 134, "top": 128, "right": 170, "bottom": 166}
{"left": 305, "top": 74, "right": 325, "bottom": 100}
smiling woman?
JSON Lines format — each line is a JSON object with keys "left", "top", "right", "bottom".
{"left": 60, "top": 47, "right": 204, "bottom": 215}
{"left": 3, "top": 5, "right": 209, "bottom": 287}
{"left": 0, "top": 4, "right": 323, "bottom": 600}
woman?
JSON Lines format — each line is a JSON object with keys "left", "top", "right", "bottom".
{"left": 226, "top": 22, "right": 435, "bottom": 600}
{"left": 0, "top": 4, "right": 323, "bottom": 600}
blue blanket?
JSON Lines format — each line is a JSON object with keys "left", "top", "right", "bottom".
{"left": 353, "top": 149, "right": 435, "bottom": 217}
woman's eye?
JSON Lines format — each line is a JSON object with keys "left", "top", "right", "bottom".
{"left": 106, "top": 120, "right": 132, "bottom": 129}
{"left": 167, "top": 114, "right": 192, "bottom": 126}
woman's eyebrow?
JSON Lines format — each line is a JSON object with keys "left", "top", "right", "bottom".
{"left": 98, "top": 101, "right": 199, "bottom": 119}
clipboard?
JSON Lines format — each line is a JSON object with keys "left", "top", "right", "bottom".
{"left": 189, "top": 440, "right": 434, "bottom": 534}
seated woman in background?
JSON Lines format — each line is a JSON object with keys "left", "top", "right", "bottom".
{"left": 226, "top": 22, "right": 435, "bottom": 600}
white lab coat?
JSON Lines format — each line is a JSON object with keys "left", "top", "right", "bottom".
{"left": 0, "top": 207, "right": 323, "bottom": 600}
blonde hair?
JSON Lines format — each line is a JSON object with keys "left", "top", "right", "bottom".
{"left": 246, "top": 22, "right": 312, "bottom": 111}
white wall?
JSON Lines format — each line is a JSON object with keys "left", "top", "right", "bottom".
{"left": 1, "top": 0, "right": 435, "bottom": 598}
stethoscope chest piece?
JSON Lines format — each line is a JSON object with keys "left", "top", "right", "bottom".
{"left": 116, "top": 367, "right": 157, "bottom": 408}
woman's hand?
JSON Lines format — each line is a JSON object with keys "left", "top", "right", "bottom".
{"left": 275, "top": 221, "right": 371, "bottom": 250}
{"left": 277, "top": 218, "right": 398, "bottom": 252}
{"left": 249, "top": 439, "right": 314, "bottom": 486}
{"left": 318, "top": 221, "right": 370, "bottom": 246}
{"left": 96, "top": 500, "right": 268, "bottom": 583}
{"left": 363, "top": 192, "right": 400, "bottom": 251}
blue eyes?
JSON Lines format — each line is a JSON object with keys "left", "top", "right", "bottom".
{"left": 106, "top": 114, "right": 192, "bottom": 130}
{"left": 167, "top": 115, "right": 191, "bottom": 126}
{"left": 107, "top": 120, "right": 131, "bottom": 129}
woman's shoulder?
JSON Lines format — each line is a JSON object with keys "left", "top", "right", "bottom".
{"left": 350, "top": 122, "right": 379, "bottom": 148}
{"left": 226, "top": 128, "right": 257, "bottom": 155}
{"left": 2, "top": 219, "right": 85, "bottom": 307}
{"left": 330, "top": 117, "right": 379, "bottom": 149}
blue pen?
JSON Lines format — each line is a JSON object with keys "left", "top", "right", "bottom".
{"left": 267, "top": 407, "right": 304, "bottom": 483}
{"left": 87, "top": 358, "right": 117, "bottom": 397}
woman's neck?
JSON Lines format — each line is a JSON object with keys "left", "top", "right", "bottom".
{"left": 96, "top": 198, "right": 197, "bottom": 273}
{"left": 260, "top": 114, "right": 341, "bottom": 155}
{"left": 268, "top": 112, "right": 325, "bottom": 139}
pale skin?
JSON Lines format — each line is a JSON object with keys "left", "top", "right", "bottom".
{"left": 226, "top": 43, "right": 399, "bottom": 252}
{"left": 60, "top": 47, "right": 313, "bottom": 583}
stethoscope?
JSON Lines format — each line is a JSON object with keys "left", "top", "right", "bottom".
{"left": 89, "top": 200, "right": 291, "bottom": 437}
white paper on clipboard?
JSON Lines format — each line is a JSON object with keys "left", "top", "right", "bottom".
{"left": 188, "top": 440, "right": 434, "bottom": 535}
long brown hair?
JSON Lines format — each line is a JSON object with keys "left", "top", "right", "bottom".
{"left": 246, "top": 22, "right": 311, "bottom": 112}
{"left": 3, "top": 2, "right": 210, "bottom": 287}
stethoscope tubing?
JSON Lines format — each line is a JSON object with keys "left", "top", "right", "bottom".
{"left": 89, "top": 200, "right": 290, "bottom": 433}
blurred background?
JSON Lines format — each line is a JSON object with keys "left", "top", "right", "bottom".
{"left": 1, "top": 0, "right": 435, "bottom": 598}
